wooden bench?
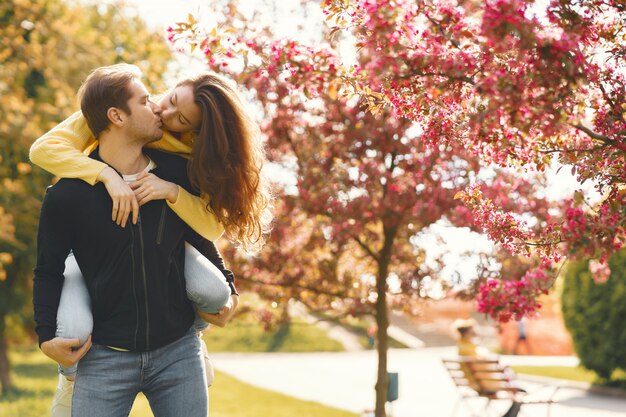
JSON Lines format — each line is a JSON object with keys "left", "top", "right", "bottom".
{"left": 442, "top": 357, "right": 559, "bottom": 417}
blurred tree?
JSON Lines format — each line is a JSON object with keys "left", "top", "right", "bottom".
{"left": 561, "top": 250, "right": 626, "bottom": 382}
{"left": 170, "top": 2, "right": 558, "bottom": 413}
{"left": 321, "top": 0, "right": 626, "bottom": 269}
{"left": 0, "top": 0, "right": 172, "bottom": 393}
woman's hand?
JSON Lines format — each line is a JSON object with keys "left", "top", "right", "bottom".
{"left": 196, "top": 294, "right": 239, "bottom": 328}
{"left": 97, "top": 166, "right": 138, "bottom": 227}
{"left": 130, "top": 172, "right": 179, "bottom": 206}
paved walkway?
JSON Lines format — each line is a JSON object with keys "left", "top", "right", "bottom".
{"left": 211, "top": 347, "right": 626, "bottom": 417}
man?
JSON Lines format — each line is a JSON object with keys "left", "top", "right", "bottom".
{"left": 33, "top": 64, "right": 214, "bottom": 416}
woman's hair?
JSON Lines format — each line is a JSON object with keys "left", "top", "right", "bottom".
{"left": 178, "top": 73, "right": 272, "bottom": 251}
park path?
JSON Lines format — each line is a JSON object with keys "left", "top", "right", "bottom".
{"left": 210, "top": 347, "right": 626, "bottom": 417}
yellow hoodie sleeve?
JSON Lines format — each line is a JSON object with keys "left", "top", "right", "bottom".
{"left": 29, "top": 111, "right": 105, "bottom": 185}
{"left": 167, "top": 187, "right": 225, "bottom": 241}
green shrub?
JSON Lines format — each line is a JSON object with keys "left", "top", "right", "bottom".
{"left": 561, "top": 250, "right": 626, "bottom": 381}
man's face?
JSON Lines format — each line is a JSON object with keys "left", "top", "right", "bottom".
{"left": 123, "top": 79, "right": 163, "bottom": 145}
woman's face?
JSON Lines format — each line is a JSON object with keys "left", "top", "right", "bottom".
{"left": 158, "top": 84, "right": 202, "bottom": 133}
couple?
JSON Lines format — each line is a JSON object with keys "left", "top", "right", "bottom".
{"left": 32, "top": 64, "right": 270, "bottom": 416}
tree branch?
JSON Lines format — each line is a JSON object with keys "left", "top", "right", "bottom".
{"left": 598, "top": 82, "right": 617, "bottom": 110}
{"left": 393, "top": 70, "right": 475, "bottom": 85}
{"left": 425, "top": 15, "right": 462, "bottom": 50}
{"left": 238, "top": 276, "right": 350, "bottom": 298}
{"left": 523, "top": 239, "right": 563, "bottom": 247}
{"left": 540, "top": 145, "right": 607, "bottom": 154}
{"left": 572, "top": 124, "right": 613, "bottom": 143}
{"left": 351, "top": 233, "right": 380, "bottom": 262}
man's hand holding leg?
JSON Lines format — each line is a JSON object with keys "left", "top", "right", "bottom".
{"left": 41, "top": 335, "right": 92, "bottom": 368}
{"left": 196, "top": 294, "right": 239, "bottom": 328}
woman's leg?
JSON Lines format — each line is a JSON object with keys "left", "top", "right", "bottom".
{"left": 51, "top": 253, "right": 93, "bottom": 417}
{"left": 184, "top": 242, "right": 230, "bottom": 388}
{"left": 184, "top": 242, "right": 231, "bottom": 315}
{"left": 56, "top": 252, "right": 93, "bottom": 375}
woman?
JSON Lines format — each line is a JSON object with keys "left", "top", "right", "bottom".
{"left": 30, "top": 71, "right": 272, "bottom": 417}
{"left": 453, "top": 319, "right": 523, "bottom": 417}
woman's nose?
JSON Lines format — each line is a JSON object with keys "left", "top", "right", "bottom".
{"left": 150, "top": 101, "right": 162, "bottom": 115}
{"left": 160, "top": 107, "right": 171, "bottom": 119}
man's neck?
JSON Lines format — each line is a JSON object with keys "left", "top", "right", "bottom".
{"left": 98, "top": 135, "right": 149, "bottom": 175}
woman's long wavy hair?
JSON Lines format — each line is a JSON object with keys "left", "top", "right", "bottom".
{"left": 178, "top": 73, "right": 272, "bottom": 251}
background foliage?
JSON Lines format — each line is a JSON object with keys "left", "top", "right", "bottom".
{"left": 0, "top": 0, "right": 172, "bottom": 392}
{"left": 562, "top": 250, "right": 626, "bottom": 382}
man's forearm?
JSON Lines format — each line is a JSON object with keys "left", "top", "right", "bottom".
{"left": 33, "top": 271, "right": 65, "bottom": 347}
{"left": 33, "top": 188, "right": 73, "bottom": 347}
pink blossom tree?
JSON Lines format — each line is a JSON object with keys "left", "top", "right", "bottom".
{"left": 168, "top": 3, "right": 563, "bottom": 413}
{"left": 318, "top": 0, "right": 625, "bottom": 273}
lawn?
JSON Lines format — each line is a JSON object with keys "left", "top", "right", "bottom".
{"left": 1, "top": 347, "right": 357, "bottom": 417}
{"left": 202, "top": 318, "right": 344, "bottom": 352}
{"left": 512, "top": 365, "right": 626, "bottom": 389}
{"left": 337, "top": 317, "right": 408, "bottom": 350}
{"left": 511, "top": 366, "right": 597, "bottom": 383}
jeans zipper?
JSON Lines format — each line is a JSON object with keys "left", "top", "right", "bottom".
{"left": 156, "top": 204, "right": 167, "bottom": 245}
{"left": 137, "top": 214, "right": 150, "bottom": 350}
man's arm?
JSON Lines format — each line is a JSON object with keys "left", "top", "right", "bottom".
{"left": 33, "top": 187, "right": 92, "bottom": 365}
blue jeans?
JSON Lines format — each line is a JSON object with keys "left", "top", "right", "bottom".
{"left": 72, "top": 328, "right": 207, "bottom": 417}
{"left": 58, "top": 243, "right": 231, "bottom": 376}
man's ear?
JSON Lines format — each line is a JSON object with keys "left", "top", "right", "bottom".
{"left": 107, "top": 107, "right": 125, "bottom": 127}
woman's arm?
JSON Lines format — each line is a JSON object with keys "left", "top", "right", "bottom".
{"left": 30, "top": 111, "right": 139, "bottom": 226}
{"left": 168, "top": 187, "right": 224, "bottom": 241}
{"left": 131, "top": 171, "right": 224, "bottom": 241}
{"left": 29, "top": 111, "right": 105, "bottom": 184}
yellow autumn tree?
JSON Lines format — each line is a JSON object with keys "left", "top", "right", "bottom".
{"left": 0, "top": 0, "right": 172, "bottom": 393}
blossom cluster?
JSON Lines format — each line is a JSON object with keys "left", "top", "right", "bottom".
{"left": 320, "top": 0, "right": 626, "bottom": 273}
{"left": 476, "top": 267, "right": 553, "bottom": 322}
{"left": 170, "top": 0, "right": 626, "bottom": 324}
{"left": 455, "top": 184, "right": 562, "bottom": 263}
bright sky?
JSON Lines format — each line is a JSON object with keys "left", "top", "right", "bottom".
{"left": 116, "top": 0, "right": 594, "bottom": 291}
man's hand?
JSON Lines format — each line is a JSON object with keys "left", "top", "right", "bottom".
{"left": 196, "top": 294, "right": 239, "bottom": 328}
{"left": 130, "top": 172, "right": 179, "bottom": 206}
{"left": 40, "top": 335, "right": 92, "bottom": 368}
{"left": 98, "top": 166, "right": 139, "bottom": 227}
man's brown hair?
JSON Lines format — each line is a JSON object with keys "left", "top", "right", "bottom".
{"left": 78, "top": 64, "right": 142, "bottom": 138}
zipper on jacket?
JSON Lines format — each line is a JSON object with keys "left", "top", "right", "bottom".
{"left": 137, "top": 214, "right": 150, "bottom": 350}
{"left": 172, "top": 256, "right": 183, "bottom": 295}
{"left": 130, "top": 222, "right": 139, "bottom": 351}
{"left": 156, "top": 204, "right": 167, "bottom": 245}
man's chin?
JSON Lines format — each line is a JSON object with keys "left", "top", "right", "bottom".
{"left": 145, "top": 130, "right": 163, "bottom": 144}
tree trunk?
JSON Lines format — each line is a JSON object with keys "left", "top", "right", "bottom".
{"left": 374, "top": 225, "right": 396, "bottom": 417}
{"left": 0, "top": 328, "right": 12, "bottom": 394}
{"left": 280, "top": 299, "right": 291, "bottom": 325}
{"left": 374, "top": 265, "right": 389, "bottom": 417}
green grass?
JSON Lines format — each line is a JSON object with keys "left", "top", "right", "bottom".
{"left": 1, "top": 347, "right": 357, "bottom": 417}
{"left": 331, "top": 316, "right": 408, "bottom": 350}
{"left": 511, "top": 366, "right": 598, "bottom": 383}
{"left": 202, "top": 318, "right": 345, "bottom": 352}
{"left": 512, "top": 366, "right": 626, "bottom": 390}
